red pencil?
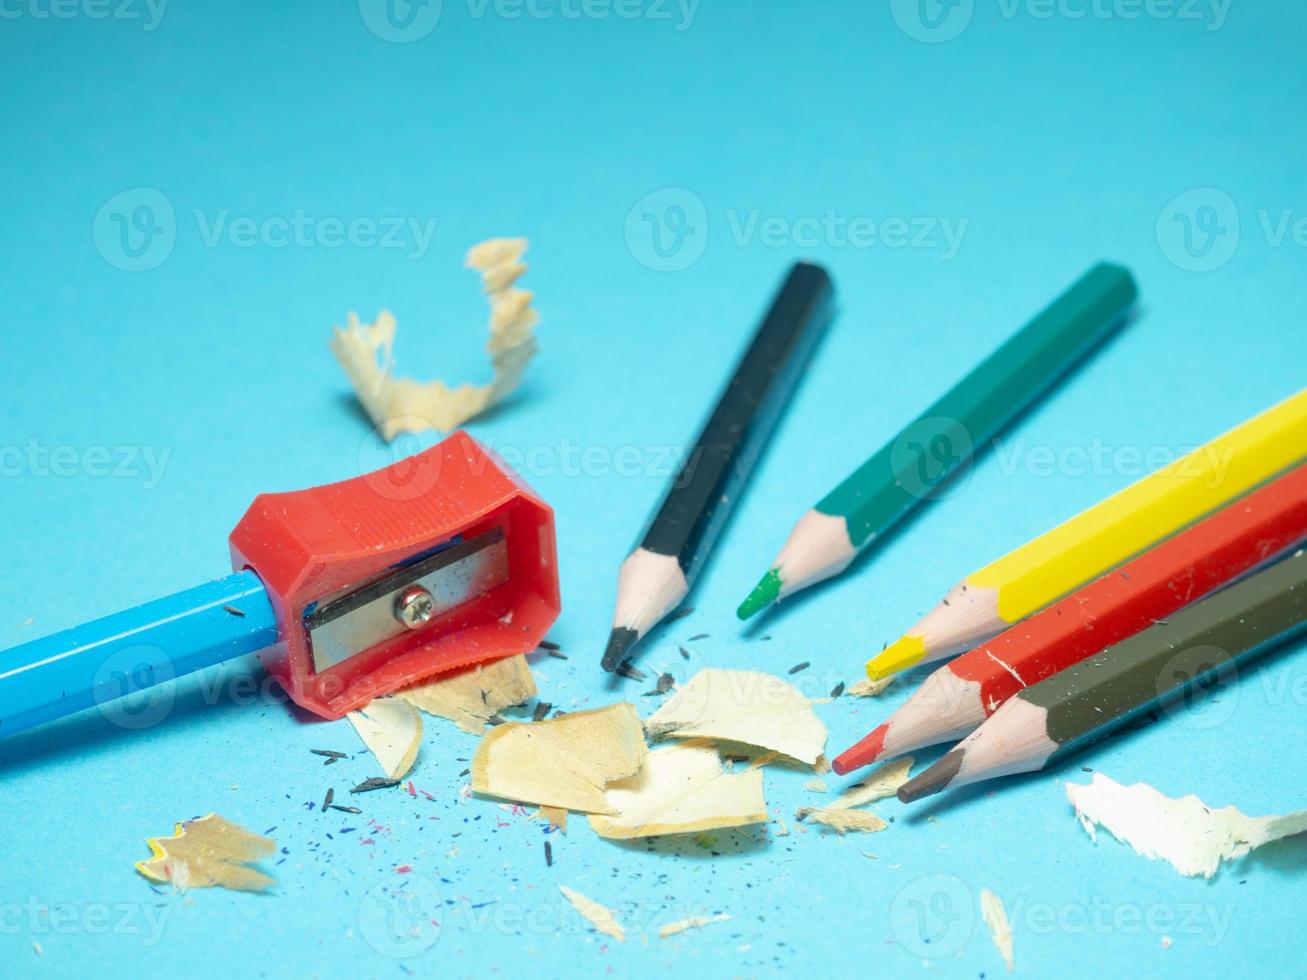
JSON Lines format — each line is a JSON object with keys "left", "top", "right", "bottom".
{"left": 832, "top": 461, "right": 1307, "bottom": 774}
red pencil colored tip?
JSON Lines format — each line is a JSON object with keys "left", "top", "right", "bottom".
{"left": 831, "top": 724, "right": 888, "bottom": 775}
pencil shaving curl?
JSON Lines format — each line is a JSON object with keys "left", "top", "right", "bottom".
{"left": 558, "top": 885, "right": 625, "bottom": 942}
{"left": 136, "top": 815, "right": 275, "bottom": 892}
{"left": 829, "top": 756, "right": 914, "bottom": 810}
{"left": 587, "top": 743, "right": 768, "bottom": 839}
{"left": 644, "top": 668, "right": 828, "bottom": 766}
{"left": 1067, "top": 773, "right": 1307, "bottom": 878}
{"left": 348, "top": 698, "right": 422, "bottom": 779}
{"left": 795, "top": 807, "right": 888, "bottom": 835}
{"left": 472, "top": 703, "right": 646, "bottom": 814}
{"left": 397, "top": 654, "right": 536, "bottom": 734}
{"left": 980, "top": 888, "right": 1015, "bottom": 972}
{"left": 331, "top": 238, "right": 538, "bottom": 440}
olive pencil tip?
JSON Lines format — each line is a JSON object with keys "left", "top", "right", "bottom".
{"left": 897, "top": 748, "right": 966, "bottom": 803}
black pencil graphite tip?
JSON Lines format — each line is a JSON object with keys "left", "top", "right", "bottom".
{"left": 897, "top": 748, "right": 965, "bottom": 803}
{"left": 600, "top": 627, "right": 639, "bottom": 673}
{"left": 599, "top": 263, "right": 835, "bottom": 673}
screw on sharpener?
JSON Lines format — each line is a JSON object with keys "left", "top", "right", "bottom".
{"left": 0, "top": 431, "right": 561, "bottom": 739}
{"left": 396, "top": 586, "right": 436, "bottom": 629}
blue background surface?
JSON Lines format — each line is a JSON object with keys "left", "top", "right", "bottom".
{"left": 1, "top": 1, "right": 1304, "bottom": 977}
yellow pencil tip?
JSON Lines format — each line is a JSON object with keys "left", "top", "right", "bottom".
{"left": 866, "top": 635, "right": 926, "bottom": 680}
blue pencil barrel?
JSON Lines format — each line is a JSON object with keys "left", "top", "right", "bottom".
{"left": 0, "top": 571, "right": 278, "bottom": 739}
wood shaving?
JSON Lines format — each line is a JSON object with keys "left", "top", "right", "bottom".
{"left": 659, "top": 914, "right": 732, "bottom": 938}
{"left": 804, "top": 779, "right": 829, "bottom": 793}
{"left": 847, "top": 676, "right": 896, "bottom": 697}
{"left": 347, "top": 698, "right": 422, "bottom": 779}
{"left": 980, "top": 888, "right": 1015, "bottom": 972}
{"left": 645, "top": 668, "right": 827, "bottom": 766}
{"left": 587, "top": 743, "right": 767, "bottom": 839}
{"left": 136, "top": 815, "right": 275, "bottom": 892}
{"left": 397, "top": 654, "right": 536, "bottom": 734}
{"left": 558, "top": 885, "right": 625, "bottom": 942}
{"left": 472, "top": 703, "right": 646, "bottom": 814}
{"left": 1066, "top": 772, "right": 1307, "bottom": 878}
{"left": 795, "top": 807, "right": 888, "bottom": 835}
{"left": 536, "top": 806, "right": 568, "bottom": 832}
{"left": 330, "top": 238, "right": 538, "bottom": 439}
{"left": 829, "top": 756, "right": 915, "bottom": 810}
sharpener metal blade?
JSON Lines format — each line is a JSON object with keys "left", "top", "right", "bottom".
{"left": 304, "top": 528, "right": 509, "bottom": 672}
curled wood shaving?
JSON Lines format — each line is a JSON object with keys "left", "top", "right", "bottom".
{"left": 472, "top": 703, "right": 646, "bottom": 814}
{"left": 847, "top": 677, "right": 896, "bottom": 698}
{"left": 829, "top": 756, "right": 915, "bottom": 810}
{"left": 559, "top": 885, "right": 625, "bottom": 942}
{"left": 795, "top": 807, "right": 888, "bottom": 835}
{"left": 659, "top": 914, "right": 732, "bottom": 938}
{"left": 136, "top": 815, "right": 275, "bottom": 892}
{"left": 587, "top": 743, "right": 767, "bottom": 840}
{"left": 1067, "top": 772, "right": 1307, "bottom": 878}
{"left": 398, "top": 655, "right": 537, "bottom": 734}
{"left": 330, "top": 238, "right": 538, "bottom": 439}
{"left": 347, "top": 698, "right": 422, "bottom": 779}
{"left": 536, "top": 806, "right": 568, "bottom": 833}
{"left": 980, "top": 888, "right": 1015, "bottom": 972}
{"left": 645, "top": 668, "right": 827, "bottom": 766}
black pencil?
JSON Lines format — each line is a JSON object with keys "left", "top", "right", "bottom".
{"left": 898, "top": 548, "right": 1307, "bottom": 802}
{"left": 600, "top": 262, "right": 835, "bottom": 671}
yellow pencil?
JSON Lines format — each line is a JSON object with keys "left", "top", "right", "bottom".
{"left": 868, "top": 387, "right": 1307, "bottom": 680}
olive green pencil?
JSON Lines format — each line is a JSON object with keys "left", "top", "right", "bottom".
{"left": 899, "top": 548, "right": 1307, "bottom": 802}
{"left": 737, "top": 262, "right": 1137, "bottom": 620}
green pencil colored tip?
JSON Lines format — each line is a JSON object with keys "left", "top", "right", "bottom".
{"left": 737, "top": 568, "right": 782, "bottom": 620}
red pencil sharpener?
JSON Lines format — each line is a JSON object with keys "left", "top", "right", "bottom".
{"left": 229, "top": 431, "right": 560, "bottom": 719}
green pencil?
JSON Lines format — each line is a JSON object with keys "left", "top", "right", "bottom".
{"left": 737, "top": 262, "right": 1138, "bottom": 620}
